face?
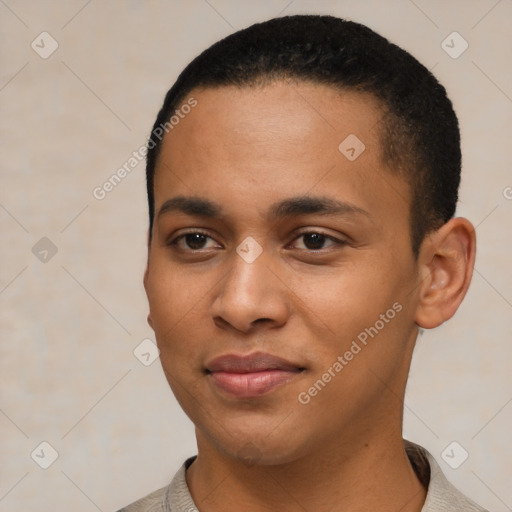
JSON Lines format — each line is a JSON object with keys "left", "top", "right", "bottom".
{"left": 144, "top": 81, "right": 422, "bottom": 465}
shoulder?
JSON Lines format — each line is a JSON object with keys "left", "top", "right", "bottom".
{"left": 114, "top": 455, "right": 198, "bottom": 512}
{"left": 404, "top": 439, "right": 489, "bottom": 512}
{"left": 114, "top": 485, "right": 167, "bottom": 512}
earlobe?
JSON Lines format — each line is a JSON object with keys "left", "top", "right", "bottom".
{"left": 414, "top": 217, "right": 476, "bottom": 329}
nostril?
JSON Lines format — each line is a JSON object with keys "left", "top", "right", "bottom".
{"left": 251, "top": 318, "right": 272, "bottom": 326}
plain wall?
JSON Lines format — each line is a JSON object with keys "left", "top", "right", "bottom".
{"left": 0, "top": 1, "right": 511, "bottom": 511}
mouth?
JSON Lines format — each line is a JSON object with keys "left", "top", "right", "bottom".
{"left": 205, "top": 351, "right": 306, "bottom": 398}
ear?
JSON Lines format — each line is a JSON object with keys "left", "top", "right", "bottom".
{"left": 414, "top": 217, "right": 476, "bottom": 329}
{"left": 143, "top": 228, "right": 154, "bottom": 330}
{"left": 143, "top": 266, "right": 153, "bottom": 328}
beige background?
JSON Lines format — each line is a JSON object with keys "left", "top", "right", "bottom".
{"left": 1, "top": 0, "right": 511, "bottom": 510}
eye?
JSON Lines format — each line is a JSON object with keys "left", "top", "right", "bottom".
{"left": 289, "top": 230, "right": 346, "bottom": 251}
{"left": 167, "top": 229, "right": 347, "bottom": 253}
{"left": 168, "top": 231, "right": 220, "bottom": 251}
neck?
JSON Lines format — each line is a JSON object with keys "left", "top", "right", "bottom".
{"left": 186, "top": 427, "right": 427, "bottom": 512}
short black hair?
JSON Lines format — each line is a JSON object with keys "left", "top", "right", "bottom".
{"left": 146, "top": 14, "right": 461, "bottom": 256}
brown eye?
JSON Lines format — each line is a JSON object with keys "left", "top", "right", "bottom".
{"left": 168, "top": 231, "right": 219, "bottom": 251}
{"left": 291, "top": 231, "right": 345, "bottom": 251}
{"left": 302, "top": 233, "right": 327, "bottom": 250}
{"left": 182, "top": 233, "right": 208, "bottom": 250}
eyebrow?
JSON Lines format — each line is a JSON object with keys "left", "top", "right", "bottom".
{"left": 157, "top": 195, "right": 371, "bottom": 222}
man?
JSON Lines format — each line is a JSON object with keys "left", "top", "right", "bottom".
{"left": 118, "top": 14, "right": 487, "bottom": 512}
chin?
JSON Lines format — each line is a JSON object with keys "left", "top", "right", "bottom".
{"left": 207, "top": 425, "right": 310, "bottom": 467}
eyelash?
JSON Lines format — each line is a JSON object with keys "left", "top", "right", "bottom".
{"left": 167, "top": 229, "right": 347, "bottom": 253}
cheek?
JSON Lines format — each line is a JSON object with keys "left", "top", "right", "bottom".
{"left": 288, "top": 261, "right": 396, "bottom": 336}
{"left": 147, "top": 257, "right": 203, "bottom": 325}
{"left": 292, "top": 259, "right": 413, "bottom": 383}
{"left": 146, "top": 261, "right": 210, "bottom": 365}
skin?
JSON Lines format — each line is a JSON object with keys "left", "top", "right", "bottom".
{"left": 143, "top": 80, "right": 476, "bottom": 512}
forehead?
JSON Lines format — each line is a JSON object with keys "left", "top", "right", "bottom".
{"left": 153, "top": 81, "right": 409, "bottom": 226}
{"left": 172, "top": 80, "right": 385, "bottom": 151}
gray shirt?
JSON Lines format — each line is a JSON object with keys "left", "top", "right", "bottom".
{"left": 116, "top": 440, "right": 488, "bottom": 511}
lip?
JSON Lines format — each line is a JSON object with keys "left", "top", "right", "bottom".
{"left": 206, "top": 351, "right": 304, "bottom": 398}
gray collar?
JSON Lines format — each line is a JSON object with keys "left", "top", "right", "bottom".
{"left": 122, "top": 440, "right": 488, "bottom": 511}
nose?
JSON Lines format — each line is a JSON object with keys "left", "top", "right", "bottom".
{"left": 211, "top": 246, "right": 290, "bottom": 333}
